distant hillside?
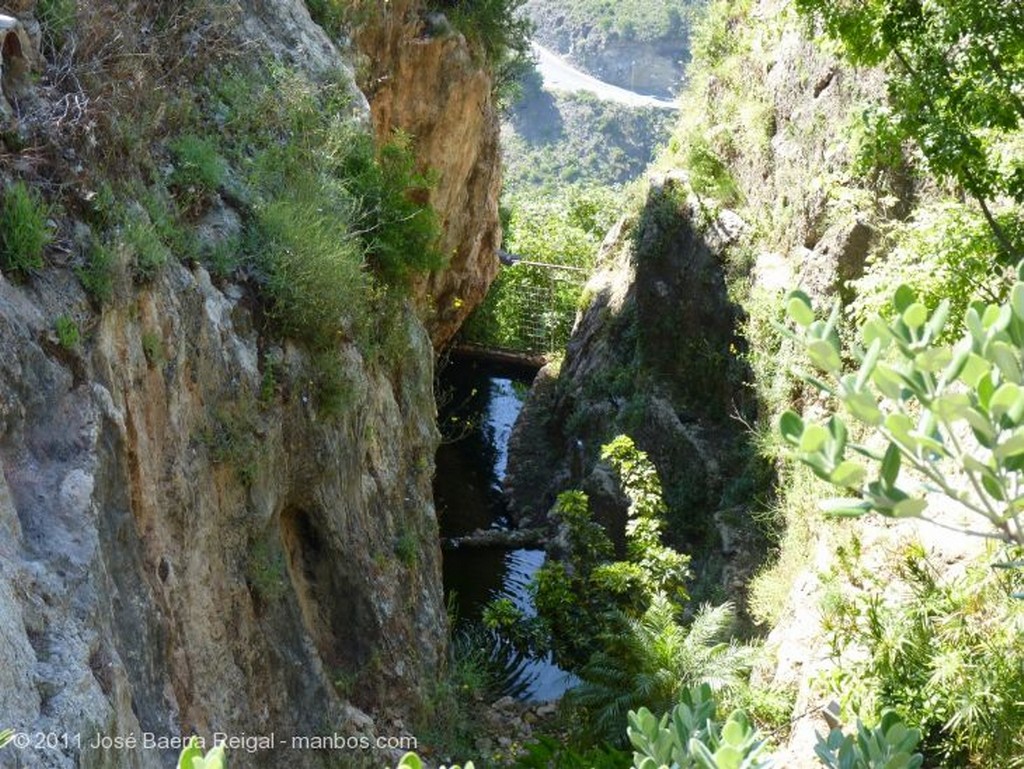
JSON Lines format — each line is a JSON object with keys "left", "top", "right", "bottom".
{"left": 524, "top": 0, "right": 706, "bottom": 96}
{"left": 502, "top": 69, "right": 673, "bottom": 193}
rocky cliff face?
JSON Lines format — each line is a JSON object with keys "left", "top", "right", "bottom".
{"left": 0, "top": 0, "right": 500, "bottom": 766}
{"left": 352, "top": 2, "right": 503, "bottom": 349}
{"left": 674, "top": 0, "right": 902, "bottom": 303}
{"left": 0, "top": 263, "right": 443, "bottom": 769}
{"left": 505, "top": 175, "right": 753, "bottom": 577}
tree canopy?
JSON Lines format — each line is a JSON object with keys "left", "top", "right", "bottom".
{"left": 795, "top": 0, "right": 1024, "bottom": 257}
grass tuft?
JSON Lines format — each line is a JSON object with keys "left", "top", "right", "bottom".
{"left": 77, "top": 239, "right": 118, "bottom": 303}
{"left": 256, "top": 195, "right": 369, "bottom": 348}
{"left": 0, "top": 182, "right": 51, "bottom": 275}
{"left": 169, "top": 134, "right": 228, "bottom": 216}
{"left": 55, "top": 315, "right": 80, "bottom": 349}
{"left": 123, "top": 218, "right": 170, "bottom": 282}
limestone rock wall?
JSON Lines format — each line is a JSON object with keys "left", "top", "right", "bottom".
{"left": 0, "top": 0, "right": 511, "bottom": 766}
{"left": 689, "top": 0, "right": 899, "bottom": 301}
{"left": 352, "top": 2, "right": 503, "bottom": 348}
{"left": 0, "top": 259, "right": 444, "bottom": 768}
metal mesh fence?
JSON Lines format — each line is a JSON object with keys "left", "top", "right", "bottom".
{"left": 462, "top": 260, "right": 589, "bottom": 355}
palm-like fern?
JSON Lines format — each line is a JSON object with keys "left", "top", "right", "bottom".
{"left": 571, "top": 594, "right": 755, "bottom": 742}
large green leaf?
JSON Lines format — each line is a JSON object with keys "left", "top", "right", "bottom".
{"left": 845, "top": 390, "right": 883, "bottom": 426}
{"left": 931, "top": 392, "right": 970, "bottom": 422}
{"left": 799, "top": 423, "right": 830, "bottom": 453}
{"left": 965, "top": 306, "right": 985, "bottom": 343}
{"left": 990, "top": 382, "right": 1024, "bottom": 422}
{"left": 820, "top": 498, "right": 872, "bottom": 517}
{"left": 902, "top": 302, "right": 928, "bottom": 330}
{"left": 177, "top": 738, "right": 203, "bottom": 769}
{"left": 984, "top": 303, "right": 1013, "bottom": 333}
{"left": 808, "top": 339, "right": 842, "bottom": 373}
{"left": 880, "top": 443, "right": 901, "bottom": 488}
{"left": 779, "top": 411, "right": 805, "bottom": 446}
{"left": 862, "top": 316, "right": 893, "bottom": 348}
{"left": 177, "top": 740, "right": 227, "bottom": 769}
{"left": 828, "top": 416, "right": 848, "bottom": 456}
{"left": 785, "top": 290, "right": 815, "bottom": 327}
{"left": 893, "top": 284, "right": 917, "bottom": 313}
{"left": 872, "top": 363, "right": 906, "bottom": 400}
{"left": 954, "top": 354, "right": 987, "bottom": 391}
{"left": 924, "top": 299, "right": 950, "bottom": 340}
{"left": 856, "top": 338, "right": 883, "bottom": 389}
{"left": 885, "top": 413, "right": 914, "bottom": 442}
{"left": 1011, "top": 283, "right": 1024, "bottom": 320}
{"left": 913, "top": 346, "right": 951, "bottom": 373}
{"left": 711, "top": 744, "right": 744, "bottom": 769}
{"left": 964, "top": 408, "right": 997, "bottom": 448}
{"left": 981, "top": 472, "right": 1007, "bottom": 501}
{"left": 831, "top": 460, "right": 866, "bottom": 489}
{"left": 892, "top": 497, "right": 927, "bottom": 518}
{"left": 910, "top": 429, "right": 948, "bottom": 458}
{"left": 989, "top": 340, "right": 1023, "bottom": 384}
{"left": 995, "top": 430, "right": 1024, "bottom": 460}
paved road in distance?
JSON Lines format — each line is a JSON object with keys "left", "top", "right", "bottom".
{"left": 530, "top": 41, "right": 679, "bottom": 110}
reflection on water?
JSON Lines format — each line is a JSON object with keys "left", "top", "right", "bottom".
{"left": 501, "top": 548, "right": 578, "bottom": 701}
{"left": 435, "top": 358, "right": 577, "bottom": 701}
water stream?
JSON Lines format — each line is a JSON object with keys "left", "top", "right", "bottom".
{"left": 434, "top": 358, "right": 576, "bottom": 702}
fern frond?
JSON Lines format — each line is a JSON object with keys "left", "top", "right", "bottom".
{"left": 684, "top": 601, "right": 735, "bottom": 649}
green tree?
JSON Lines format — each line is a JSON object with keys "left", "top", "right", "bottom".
{"left": 462, "top": 185, "right": 615, "bottom": 352}
{"left": 484, "top": 437, "right": 691, "bottom": 669}
{"left": 333, "top": 129, "right": 444, "bottom": 289}
{"left": 794, "top": 0, "right": 1024, "bottom": 257}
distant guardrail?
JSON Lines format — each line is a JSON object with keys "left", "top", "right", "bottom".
{"left": 461, "top": 254, "right": 589, "bottom": 359}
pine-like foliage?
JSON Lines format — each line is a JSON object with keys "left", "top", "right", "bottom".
{"left": 571, "top": 594, "right": 754, "bottom": 742}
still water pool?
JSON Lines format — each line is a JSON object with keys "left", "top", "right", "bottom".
{"left": 434, "top": 358, "right": 576, "bottom": 701}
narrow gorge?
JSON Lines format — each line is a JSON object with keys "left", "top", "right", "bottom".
{"left": 2, "top": 0, "right": 1022, "bottom": 767}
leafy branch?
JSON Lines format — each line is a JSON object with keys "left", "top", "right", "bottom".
{"left": 794, "top": 0, "right": 1024, "bottom": 257}
{"left": 779, "top": 270, "right": 1024, "bottom": 551}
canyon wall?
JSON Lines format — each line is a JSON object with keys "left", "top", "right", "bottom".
{"left": 0, "top": 0, "right": 502, "bottom": 765}
{"left": 352, "top": 2, "right": 503, "bottom": 348}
